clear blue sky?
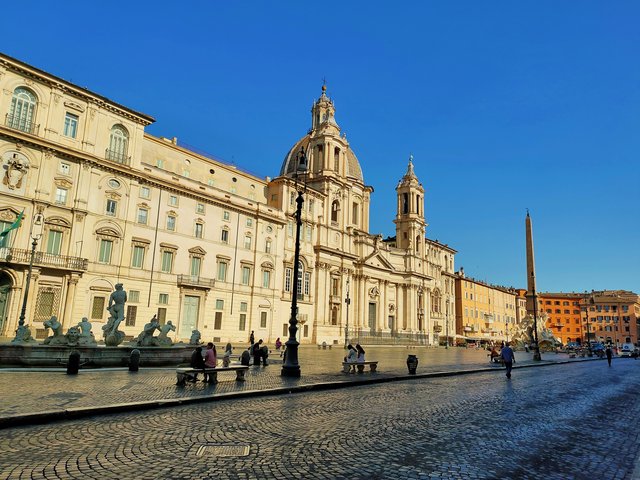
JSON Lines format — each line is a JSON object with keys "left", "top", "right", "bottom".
{"left": 5, "top": 1, "right": 639, "bottom": 293}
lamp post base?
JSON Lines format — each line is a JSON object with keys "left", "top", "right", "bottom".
{"left": 280, "top": 365, "right": 301, "bottom": 378}
{"left": 533, "top": 350, "right": 542, "bottom": 361}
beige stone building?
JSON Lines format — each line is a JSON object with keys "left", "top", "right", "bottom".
{"left": 0, "top": 53, "right": 455, "bottom": 346}
{"left": 454, "top": 270, "right": 518, "bottom": 345}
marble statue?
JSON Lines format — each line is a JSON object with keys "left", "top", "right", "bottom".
{"left": 189, "top": 329, "right": 202, "bottom": 345}
{"left": 102, "top": 283, "right": 127, "bottom": 346}
{"left": 43, "top": 316, "right": 67, "bottom": 345}
{"left": 157, "top": 320, "right": 176, "bottom": 346}
{"left": 11, "top": 320, "right": 36, "bottom": 344}
{"left": 134, "top": 315, "right": 161, "bottom": 347}
{"left": 76, "top": 317, "right": 97, "bottom": 346}
{"left": 511, "top": 313, "right": 561, "bottom": 350}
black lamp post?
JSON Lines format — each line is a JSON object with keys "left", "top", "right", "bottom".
{"left": 18, "top": 211, "right": 44, "bottom": 330}
{"left": 531, "top": 275, "right": 542, "bottom": 361}
{"left": 344, "top": 276, "right": 350, "bottom": 348}
{"left": 281, "top": 147, "right": 308, "bottom": 378}
{"left": 583, "top": 291, "right": 593, "bottom": 357}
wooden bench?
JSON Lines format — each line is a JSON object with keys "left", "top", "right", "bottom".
{"left": 176, "top": 366, "right": 249, "bottom": 386}
{"left": 342, "top": 361, "right": 378, "bottom": 374}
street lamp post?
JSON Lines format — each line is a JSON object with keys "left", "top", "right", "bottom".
{"left": 583, "top": 291, "right": 593, "bottom": 357}
{"left": 531, "top": 281, "right": 542, "bottom": 361}
{"left": 281, "top": 147, "right": 307, "bottom": 378}
{"left": 17, "top": 211, "right": 44, "bottom": 331}
{"left": 344, "top": 277, "right": 350, "bottom": 348}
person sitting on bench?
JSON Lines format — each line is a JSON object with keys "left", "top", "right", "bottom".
{"left": 190, "top": 346, "right": 206, "bottom": 382}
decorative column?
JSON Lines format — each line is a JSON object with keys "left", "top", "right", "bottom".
{"left": 61, "top": 274, "right": 80, "bottom": 329}
{"left": 379, "top": 280, "right": 388, "bottom": 332}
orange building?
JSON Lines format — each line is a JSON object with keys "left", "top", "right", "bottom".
{"left": 537, "top": 293, "right": 583, "bottom": 345}
{"left": 580, "top": 290, "right": 640, "bottom": 348}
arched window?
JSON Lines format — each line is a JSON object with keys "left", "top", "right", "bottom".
{"left": 9, "top": 87, "right": 37, "bottom": 133}
{"left": 107, "top": 125, "right": 129, "bottom": 164}
{"left": 431, "top": 289, "right": 441, "bottom": 314}
{"left": 402, "top": 193, "right": 409, "bottom": 214}
{"left": 334, "top": 147, "right": 340, "bottom": 172}
{"left": 415, "top": 235, "right": 421, "bottom": 254}
{"left": 331, "top": 200, "right": 340, "bottom": 223}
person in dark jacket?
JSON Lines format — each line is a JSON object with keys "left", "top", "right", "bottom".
{"left": 190, "top": 346, "right": 206, "bottom": 382}
{"left": 252, "top": 339, "right": 264, "bottom": 365}
{"left": 240, "top": 348, "right": 251, "bottom": 366}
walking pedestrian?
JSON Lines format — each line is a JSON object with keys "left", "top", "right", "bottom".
{"left": 222, "top": 343, "right": 233, "bottom": 367}
{"left": 606, "top": 344, "right": 613, "bottom": 367}
{"left": 501, "top": 342, "right": 516, "bottom": 379}
{"left": 249, "top": 330, "right": 255, "bottom": 345}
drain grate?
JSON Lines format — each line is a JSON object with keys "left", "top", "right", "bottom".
{"left": 195, "top": 444, "right": 250, "bottom": 457}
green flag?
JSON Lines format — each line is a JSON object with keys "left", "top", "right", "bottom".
{"left": 0, "top": 210, "right": 24, "bottom": 237}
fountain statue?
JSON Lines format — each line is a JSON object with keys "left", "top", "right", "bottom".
{"left": 102, "top": 283, "right": 127, "bottom": 346}
{"left": 11, "top": 319, "right": 36, "bottom": 344}
{"left": 134, "top": 315, "right": 161, "bottom": 347}
{"left": 77, "top": 317, "right": 97, "bottom": 346}
{"left": 189, "top": 329, "right": 202, "bottom": 345}
{"left": 157, "top": 320, "right": 176, "bottom": 346}
{"left": 42, "top": 316, "right": 66, "bottom": 345}
{"left": 510, "top": 312, "right": 561, "bottom": 350}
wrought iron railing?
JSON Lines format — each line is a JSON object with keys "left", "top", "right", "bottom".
{"left": 0, "top": 247, "right": 88, "bottom": 270}
{"left": 176, "top": 274, "right": 215, "bottom": 288}
{"left": 5, "top": 114, "right": 40, "bottom": 135}
{"left": 105, "top": 148, "right": 131, "bottom": 165}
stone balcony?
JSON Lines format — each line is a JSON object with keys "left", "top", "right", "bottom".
{"left": 0, "top": 247, "right": 88, "bottom": 271}
{"left": 176, "top": 274, "right": 215, "bottom": 290}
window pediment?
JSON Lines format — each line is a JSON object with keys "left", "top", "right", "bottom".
{"left": 132, "top": 237, "right": 151, "bottom": 246}
{"left": 64, "top": 101, "right": 85, "bottom": 113}
{"left": 54, "top": 177, "right": 73, "bottom": 189}
{"left": 105, "top": 191, "right": 121, "bottom": 200}
{"left": 0, "top": 208, "right": 22, "bottom": 222}
{"left": 261, "top": 261, "right": 274, "bottom": 269}
{"left": 188, "top": 246, "right": 207, "bottom": 255}
{"left": 159, "top": 242, "right": 178, "bottom": 250}
{"left": 95, "top": 227, "right": 120, "bottom": 238}
{"left": 45, "top": 216, "right": 71, "bottom": 229}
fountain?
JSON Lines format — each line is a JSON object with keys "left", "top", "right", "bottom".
{"left": 510, "top": 312, "right": 561, "bottom": 351}
{"left": 0, "top": 284, "right": 197, "bottom": 368}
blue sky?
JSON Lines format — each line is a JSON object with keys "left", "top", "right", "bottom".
{"left": 5, "top": 1, "right": 639, "bottom": 293}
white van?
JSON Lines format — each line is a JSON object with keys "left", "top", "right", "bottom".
{"left": 620, "top": 343, "right": 636, "bottom": 357}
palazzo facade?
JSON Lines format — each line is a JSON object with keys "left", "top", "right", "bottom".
{"left": 0, "top": 53, "right": 455, "bottom": 346}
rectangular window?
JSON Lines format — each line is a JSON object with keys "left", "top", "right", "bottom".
{"left": 244, "top": 235, "right": 252, "bottom": 249}
{"left": 46, "top": 230, "right": 63, "bottom": 255}
{"left": 59, "top": 162, "right": 70, "bottom": 175}
{"left": 196, "top": 203, "right": 205, "bottom": 214}
{"left": 166, "top": 215, "right": 176, "bottom": 231}
{"left": 240, "top": 302, "right": 248, "bottom": 312}
{"left": 156, "top": 159, "right": 164, "bottom": 169}
{"left": 239, "top": 314, "right": 246, "bottom": 331}
{"left": 55, "top": 188, "right": 68, "bottom": 205}
{"left": 137, "top": 208, "right": 148, "bottom": 225}
{"left": 230, "top": 186, "right": 237, "bottom": 194}
{"left": 352, "top": 202, "right": 359, "bottom": 225}
{"left": 169, "top": 195, "right": 178, "bottom": 206}
{"left": 216, "top": 299, "right": 224, "bottom": 309}
{"left": 214, "top": 311, "right": 222, "bottom": 330}
{"left": 158, "top": 293, "right": 169, "bottom": 305}
{"left": 98, "top": 239, "right": 113, "bottom": 263}
{"left": 126, "top": 305, "right": 137, "bottom": 327}
{"left": 260, "top": 311, "right": 267, "bottom": 328}
{"left": 262, "top": 270, "right": 271, "bottom": 289}
{"left": 131, "top": 246, "right": 145, "bottom": 268}
{"left": 246, "top": 218, "right": 253, "bottom": 227}
{"left": 207, "top": 179, "right": 215, "bottom": 187}
{"left": 304, "top": 272, "right": 311, "bottom": 296}
{"left": 285, "top": 268, "right": 292, "bottom": 292}
{"left": 287, "top": 221, "right": 293, "bottom": 236}
{"left": 161, "top": 251, "right": 174, "bottom": 273}
{"left": 265, "top": 239, "right": 272, "bottom": 254}
{"left": 106, "top": 199, "right": 117, "bottom": 216}
{"left": 306, "top": 224, "right": 312, "bottom": 242}
{"left": 308, "top": 199, "right": 314, "bottom": 215}
{"left": 190, "top": 257, "right": 202, "bottom": 277}
{"left": 157, "top": 307, "right": 167, "bottom": 324}
{"left": 63, "top": 112, "right": 78, "bottom": 138}
{"left": 283, "top": 323, "right": 288, "bottom": 337}
{"left": 290, "top": 192, "right": 295, "bottom": 206}
{"left": 217, "top": 261, "right": 228, "bottom": 281}
{"left": 221, "top": 229, "right": 229, "bottom": 243}
{"left": 129, "top": 290, "right": 140, "bottom": 303}
{"left": 140, "top": 186, "right": 151, "bottom": 199}
{"left": 195, "top": 223, "right": 203, "bottom": 238}
{"left": 91, "top": 296, "right": 105, "bottom": 320}
{"left": 223, "top": 211, "right": 230, "bottom": 221}
{"left": 241, "top": 266, "right": 251, "bottom": 285}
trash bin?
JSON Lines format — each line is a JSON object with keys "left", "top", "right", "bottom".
{"left": 129, "top": 349, "right": 141, "bottom": 372}
{"left": 406, "top": 354, "right": 418, "bottom": 374}
{"left": 67, "top": 351, "right": 80, "bottom": 375}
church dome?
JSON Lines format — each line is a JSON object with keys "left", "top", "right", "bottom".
{"left": 279, "top": 87, "right": 364, "bottom": 183}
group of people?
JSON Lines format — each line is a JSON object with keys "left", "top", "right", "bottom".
{"left": 189, "top": 342, "right": 234, "bottom": 382}
{"left": 343, "top": 343, "right": 366, "bottom": 373}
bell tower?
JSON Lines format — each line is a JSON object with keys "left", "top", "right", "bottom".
{"left": 394, "top": 155, "right": 426, "bottom": 255}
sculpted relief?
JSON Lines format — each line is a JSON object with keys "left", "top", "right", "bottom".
{"left": 2, "top": 151, "right": 30, "bottom": 190}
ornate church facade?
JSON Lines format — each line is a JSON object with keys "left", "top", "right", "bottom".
{"left": 0, "top": 53, "right": 455, "bottom": 346}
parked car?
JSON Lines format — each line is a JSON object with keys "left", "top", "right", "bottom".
{"left": 620, "top": 343, "right": 637, "bottom": 358}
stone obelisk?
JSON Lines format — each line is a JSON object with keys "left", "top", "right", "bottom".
{"left": 525, "top": 210, "right": 541, "bottom": 360}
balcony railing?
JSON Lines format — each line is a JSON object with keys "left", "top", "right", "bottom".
{"left": 0, "top": 247, "right": 88, "bottom": 271}
{"left": 105, "top": 148, "right": 131, "bottom": 165}
{"left": 5, "top": 114, "right": 40, "bottom": 136}
{"left": 177, "top": 274, "right": 215, "bottom": 289}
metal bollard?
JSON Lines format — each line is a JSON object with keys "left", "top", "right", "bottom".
{"left": 129, "top": 349, "right": 141, "bottom": 372}
{"left": 67, "top": 351, "right": 81, "bottom": 375}
{"left": 406, "top": 354, "right": 418, "bottom": 374}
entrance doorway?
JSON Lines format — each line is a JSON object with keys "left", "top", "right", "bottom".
{"left": 0, "top": 273, "right": 12, "bottom": 336}
{"left": 180, "top": 295, "right": 200, "bottom": 339}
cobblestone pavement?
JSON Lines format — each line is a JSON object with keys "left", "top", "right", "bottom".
{"left": 0, "top": 347, "right": 578, "bottom": 419}
{"left": 1, "top": 358, "right": 639, "bottom": 479}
